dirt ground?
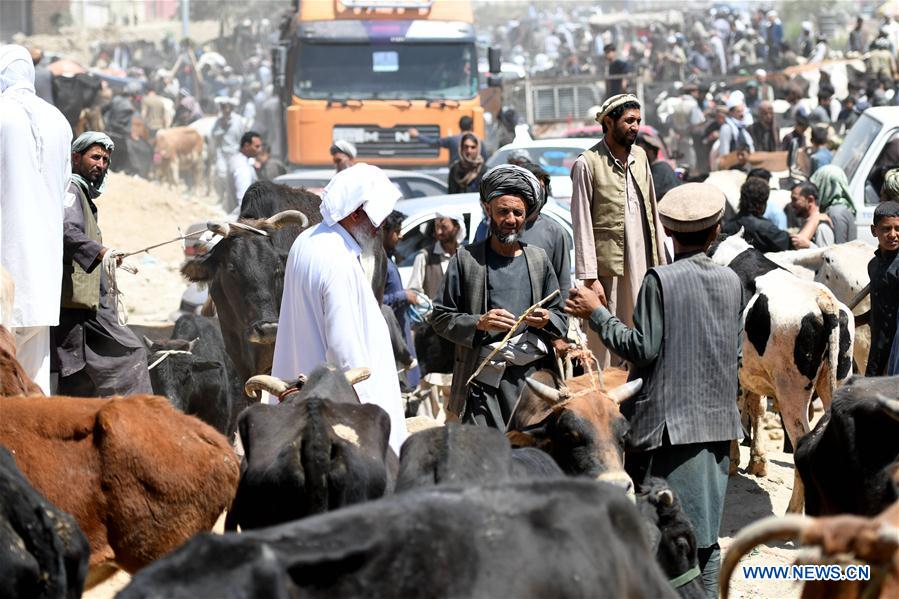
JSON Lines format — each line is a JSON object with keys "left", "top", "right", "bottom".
{"left": 95, "top": 172, "right": 224, "bottom": 326}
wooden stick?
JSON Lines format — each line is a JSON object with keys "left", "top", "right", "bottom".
{"left": 466, "top": 289, "right": 560, "bottom": 386}
{"left": 847, "top": 283, "right": 870, "bottom": 311}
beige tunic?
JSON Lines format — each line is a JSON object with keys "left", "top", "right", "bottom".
{"left": 571, "top": 150, "right": 667, "bottom": 367}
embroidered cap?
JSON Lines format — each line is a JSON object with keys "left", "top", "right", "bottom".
{"left": 596, "top": 93, "right": 640, "bottom": 123}
{"left": 658, "top": 183, "right": 726, "bottom": 232}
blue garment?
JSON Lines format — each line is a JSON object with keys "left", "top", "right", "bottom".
{"left": 416, "top": 133, "right": 489, "bottom": 165}
{"left": 810, "top": 148, "right": 833, "bottom": 174}
{"left": 384, "top": 257, "right": 419, "bottom": 387}
{"left": 474, "top": 219, "right": 489, "bottom": 243}
{"left": 762, "top": 199, "right": 787, "bottom": 230}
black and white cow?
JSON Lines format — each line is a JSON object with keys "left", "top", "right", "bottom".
{"left": 710, "top": 232, "right": 854, "bottom": 513}
{"left": 225, "top": 364, "right": 396, "bottom": 531}
{"left": 119, "top": 479, "right": 679, "bottom": 599}
{"left": 0, "top": 445, "right": 90, "bottom": 599}
{"left": 796, "top": 375, "right": 899, "bottom": 517}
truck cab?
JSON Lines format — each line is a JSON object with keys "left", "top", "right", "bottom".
{"left": 832, "top": 106, "right": 899, "bottom": 244}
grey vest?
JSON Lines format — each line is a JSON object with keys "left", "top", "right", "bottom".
{"left": 626, "top": 255, "right": 744, "bottom": 450}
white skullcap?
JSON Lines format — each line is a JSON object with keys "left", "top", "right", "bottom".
{"left": 320, "top": 163, "right": 401, "bottom": 228}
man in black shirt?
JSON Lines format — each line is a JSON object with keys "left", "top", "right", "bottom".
{"left": 722, "top": 177, "right": 790, "bottom": 252}
{"left": 605, "top": 44, "right": 630, "bottom": 96}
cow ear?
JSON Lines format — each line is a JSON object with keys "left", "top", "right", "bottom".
{"left": 181, "top": 254, "right": 216, "bottom": 282}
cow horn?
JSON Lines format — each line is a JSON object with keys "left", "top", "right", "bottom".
{"left": 656, "top": 489, "right": 674, "bottom": 507}
{"left": 187, "top": 337, "right": 199, "bottom": 353}
{"left": 720, "top": 515, "right": 813, "bottom": 599}
{"left": 607, "top": 379, "right": 643, "bottom": 404}
{"left": 265, "top": 210, "right": 309, "bottom": 229}
{"left": 524, "top": 377, "right": 568, "bottom": 405}
{"left": 876, "top": 394, "right": 899, "bottom": 423}
{"left": 344, "top": 367, "right": 371, "bottom": 385}
{"left": 207, "top": 221, "right": 232, "bottom": 238}
{"left": 244, "top": 375, "right": 289, "bottom": 399}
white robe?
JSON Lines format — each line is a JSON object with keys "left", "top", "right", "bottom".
{"left": 0, "top": 48, "right": 72, "bottom": 327}
{"left": 272, "top": 222, "right": 408, "bottom": 453}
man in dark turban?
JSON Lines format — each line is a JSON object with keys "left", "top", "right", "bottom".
{"left": 431, "top": 165, "right": 567, "bottom": 428}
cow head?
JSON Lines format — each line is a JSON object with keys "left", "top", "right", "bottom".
{"left": 707, "top": 228, "right": 749, "bottom": 267}
{"left": 181, "top": 210, "right": 309, "bottom": 382}
{"left": 506, "top": 370, "right": 640, "bottom": 493}
{"left": 145, "top": 338, "right": 233, "bottom": 435}
{"left": 228, "top": 365, "right": 393, "bottom": 530}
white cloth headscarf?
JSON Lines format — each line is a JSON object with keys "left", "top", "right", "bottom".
{"left": 1, "top": 45, "right": 42, "bottom": 168}
{"left": 320, "top": 163, "right": 402, "bottom": 228}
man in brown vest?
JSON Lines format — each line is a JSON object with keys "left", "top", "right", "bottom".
{"left": 408, "top": 214, "right": 464, "bottom": 375}
{"left": 51, "top": 132, "right": 151, "bottom": 397}
{"left": 570, "top": 93, "right": 667, "bottom": 368}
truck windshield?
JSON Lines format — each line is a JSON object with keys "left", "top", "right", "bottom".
{"left": 294, "top": 41, "right": 477, "bottom": 101}
{"left": 832, "top": 114, "right": 882, "bottom": 181}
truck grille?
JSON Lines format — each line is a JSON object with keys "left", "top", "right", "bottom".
{"left": 332, "top": 124, "right": 441, "bottom": 158}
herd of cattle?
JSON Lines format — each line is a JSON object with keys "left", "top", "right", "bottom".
{"left": 1, "top": 179, "right": 898, "bottom": 598}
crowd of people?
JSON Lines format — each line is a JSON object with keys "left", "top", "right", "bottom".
{"left": 4, "top": 6, "right": 899, "bottom": 598}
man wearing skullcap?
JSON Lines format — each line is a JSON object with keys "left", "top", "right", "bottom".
{"left": 566, "top": 183, "right": 743, "bottom": 598}
{"left": 211, "top": 97, "right": 248, "bottom": 207}
{"left": 570, "top": 93, "right": 667, "bottom": 368}
{"left": 432, "top": 165, "right": 567, "bottom": 428}
{"left": 272, "top": 163, "right": 407, "bottom": 452}
{"left": 330, "top": 140, "right": 357, "bottom": 172}
{"left": 0, "top": 44, "right": 72, "bottom": 393}
{"left": 52, "top": 132, "right": 152, "bottom": 397}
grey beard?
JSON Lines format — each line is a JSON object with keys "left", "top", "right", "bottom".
{"left": 494, "top": 231, "right": 519, "bottom": 245}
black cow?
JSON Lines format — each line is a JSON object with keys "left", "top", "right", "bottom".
{"left": 636, "top": 478, "right": 706, "bottom": 599}
{"left": 119, "top": 479, "right": 678, "bottom": 599}
{"left": 0, "top": 445, "right": 89, "bottom": 599}
{"left": 795, "top": 375, "right": 899, "bottom": 517}
{"left": 146, "top": 314, "right": 248, "bottom": 436}
{"left": 396, "top": 423, "right": 562, "bottom": 492}
{"left": 51, "top": 73, "right": 102, "bottom": 129}
{"left": 226, "top": 364, "right": 396, "bottom": 531}
{"left": 181, "top": 181, "right": 320, "bottom": 385}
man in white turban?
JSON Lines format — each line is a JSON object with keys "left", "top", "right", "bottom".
{"left": 0, "top": 44, "right": 72, "bottom": 393}
{"left": 272, "top": 163, "right": 407, "bottom": 452}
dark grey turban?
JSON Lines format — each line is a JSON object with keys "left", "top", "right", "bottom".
{"left": 479, "top": 164, "right": 545, "bottom": 217}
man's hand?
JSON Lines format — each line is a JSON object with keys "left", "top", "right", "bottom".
{"left": 405, "top": 289, "right": 419, "bottom": 304}
{"left": 523, "top": 307, "right": 550, "bottom": 329}
{"left": 565, "top": 286, "right": 603, "bottom": 319}
{"left": 408, "top": 127, "right": 420, "bottom": 138}
{"left": 99, "top": 247, "right": 124, "bottom": 266}
{"left": 476, "top": 308, "right": 517, "bottom": 332}
{"left": 582, "top": 279, "right": 608, "bottom": 307}
{"left": 791, "top": 235, "right": 812, "bottom": 249}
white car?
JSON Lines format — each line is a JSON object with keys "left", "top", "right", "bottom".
{"left": 274, "top": 169, "right": 447, "bottom": 199}
{"left": 394, "top": 192, "right": 575, "bottom": 289}
{"left": 486, "top": 138, "right": 596, "bottom": 210}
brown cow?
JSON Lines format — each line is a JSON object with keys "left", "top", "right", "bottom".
{"left": 506, "top": 367, "right": 641, "bottom": 492}
{"left": 721, "top": 498, "right": 899, "bottom": 599}
{"left": 0, "top": 394, "right": 240, "bottom": 587}
{"left": 154, "top": 126, "right": 204, "bottom": 188}
{"left": 0, "top": 325, "right": 43, "bottom": 396}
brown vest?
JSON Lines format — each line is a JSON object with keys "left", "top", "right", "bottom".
{"left": 420, "top": 247, "right": 447, "bottom": 300}
{"left": 581, "top": 142, "right": 661, "bottom": 277}
{"left": 61, "top": 183, "right": 102, "bottom": 311}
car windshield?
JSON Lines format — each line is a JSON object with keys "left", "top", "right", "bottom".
{"left": 294, "top": 42, "right": 478, "bottom": 101}
{"left": 487, "top": 147, "right": 583, "bottom": 177}
{"left": 832, "top": 114, "right": 882, "bottom": 182}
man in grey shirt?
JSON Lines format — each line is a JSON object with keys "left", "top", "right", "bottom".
{"left": 789, "top": 181, "right": 855, "bottom": 248}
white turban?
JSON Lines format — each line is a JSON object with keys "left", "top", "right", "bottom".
{"left": 436, "top": 211, "right": 468, "bottom": 243}
{"left": 320, "top": 163, "right": 401, "bottom": 228}
{"left": 0, "top": 45, "right": 35, "bottom": 95}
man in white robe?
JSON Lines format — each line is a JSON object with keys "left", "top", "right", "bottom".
{"left": 272, "top": 163, "right": 408, "bottom": 452}
{"left": 0, "top": 45, "right": 72, "bottom": 393}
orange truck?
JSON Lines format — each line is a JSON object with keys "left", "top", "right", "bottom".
{"left": 273, "top": 0, "right": 486, "bottom": 167}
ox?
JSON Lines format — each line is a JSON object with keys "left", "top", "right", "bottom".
{"left": 119, "top": 479, "right": 678, "bottom": 599}
{"left": 506, "top": 367, "right": 641, "bottom": 493}
{"left": 0, "top": 445, "right": 89, "bottom": 599}
{"left": 766, "top": 241, "right": 875, "bottom": 373}
{"left": 395, "top": 423, "right": 562, "bottom": 492}
{"left": 146, "top": 314, "right": 247, "bottom": 436}
{"left": 153, "top": 126, "right": 204, "bottom": 188}
{"left": 721, "top": 499, "right": 899, "bottom": 599}
{"left": 710, "top": 233, "right": 854, "bottom": 513}
{"left": 181, "top": 183, "right": 318, "bottom": 385}
{"left": 0, "top": 325, "right": 42, "bottom": 396}
{"left": 796, "top": 377, "right": 899, "bottom": 517}
{"left": 0, "top": 395, "right": 240, "bottom": 587}
{"left": 225, "top": 365, "right": 394, "bottom": 531}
